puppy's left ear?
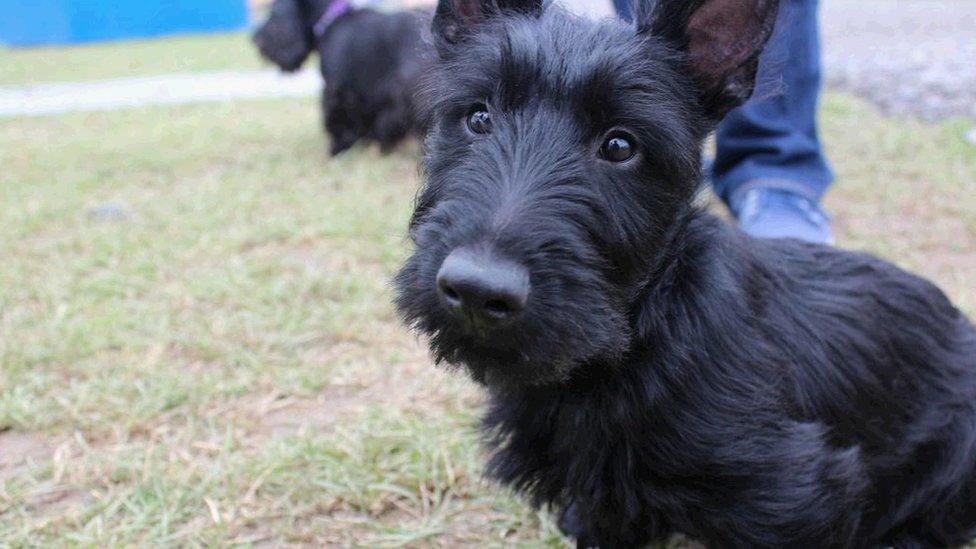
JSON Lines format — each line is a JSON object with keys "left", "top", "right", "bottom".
{"left": 637, "top": 0, "right": 780, "bottom": 119}
{"left": 433, "top": 0, "right": 543, "bottom": 50}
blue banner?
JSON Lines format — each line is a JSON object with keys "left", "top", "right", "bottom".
{"left": 0, "top": 0, "right": 250, "bottom": 47}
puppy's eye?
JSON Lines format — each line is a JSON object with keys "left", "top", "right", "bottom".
{"left": 466, "top": 104, "right": 492, "bottom": 135}
{"left": 600, "top": 133, "right": 636, "bottom": 162}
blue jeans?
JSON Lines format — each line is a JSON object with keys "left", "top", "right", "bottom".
{"left": 613, "top": 0, "right": 833, "bottom": 205}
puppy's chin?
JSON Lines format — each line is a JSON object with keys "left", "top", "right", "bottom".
{"left": 420, "top": 312, "right": 631, "bottom": 391}
{"left": 440, "top": 343, "right": 577, "bottom": 389}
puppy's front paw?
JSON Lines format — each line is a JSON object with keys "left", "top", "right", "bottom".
{"left": 558, "top": 503, "right": 600, "bottom": 548}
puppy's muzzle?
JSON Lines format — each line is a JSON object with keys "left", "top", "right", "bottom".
{"left": 436, "top": 247, "right": 530, "bottom": 328}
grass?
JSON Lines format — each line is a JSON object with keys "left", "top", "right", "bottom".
{"left": 0, "top": 32, "right": 264, "bottom": 86}
{"left": 0, "top": 92, "right": 974, "bottom": 546}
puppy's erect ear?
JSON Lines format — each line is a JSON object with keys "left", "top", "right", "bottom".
{"left": 433, "top": 0, "right": 543, "bottom": 48}
{"left": 638, "top": 0, "right": 780, "bottom": 119}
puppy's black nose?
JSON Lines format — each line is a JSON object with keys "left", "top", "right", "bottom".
{"left": 436, "top": 248, "right": 530, "bottom": 325}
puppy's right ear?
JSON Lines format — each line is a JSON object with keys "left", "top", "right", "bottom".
{"left": 433, "top": 0, "right": 543, "bottom": 49}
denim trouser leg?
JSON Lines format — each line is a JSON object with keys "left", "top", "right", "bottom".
{"left": 710, "top": 0, "right": 834, "bottom": 205}
{"left": 612, "top": 0, "right": 633, "bottom": 22}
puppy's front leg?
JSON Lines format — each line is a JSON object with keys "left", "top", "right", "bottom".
{"left": 558, "top": 502, "right": 599, "bottom": 548}
{"left": 558, "top": 500, "right": 671, "bottom": 549}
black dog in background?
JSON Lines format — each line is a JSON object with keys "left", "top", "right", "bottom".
{"left": 253, "top": 0, "right": 428, "bottom": 155}
{"left": 395, "top": 0, "right": 976, "bottom": 546}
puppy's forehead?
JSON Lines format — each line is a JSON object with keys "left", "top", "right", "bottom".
{"left": 435, "top": 9, "right": 697, "bottom": 151}
{"left": 487, "top": 12, "right": 673, "bottom": 107}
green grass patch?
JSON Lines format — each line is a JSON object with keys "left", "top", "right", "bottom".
{"left": 0, "top": 93, "right": 973, "bottom": 545}
{"left": 0, "top": 32, "right": 263, "bottom": 86}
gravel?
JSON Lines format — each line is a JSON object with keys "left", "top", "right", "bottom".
{"left": 568, "top": 0, "right": 976, "bottom": 121}
{"left": 821, "top": 0, "right": 976, "bottom": 121}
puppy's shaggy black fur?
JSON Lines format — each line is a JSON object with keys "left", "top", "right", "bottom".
{"left": 394, "top": 0, "right": 976, "bottom": 546}
{"left": 253, "top": 0, "right": 429, "bottom": 155}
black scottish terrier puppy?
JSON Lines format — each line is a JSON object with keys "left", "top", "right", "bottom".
{"left": 253, "top": 0, "right": 428, "bottom": 155}
{"left": 395, "top": 0, "right": 976, "bottom": 546}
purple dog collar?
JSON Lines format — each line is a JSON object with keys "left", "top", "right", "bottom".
{"left": 313, "top": 0, "right": 352, "bottom": 37}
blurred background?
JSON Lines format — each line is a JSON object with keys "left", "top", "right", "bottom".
{"left": 1, "top": 0, "right": 974, "bottom": 546}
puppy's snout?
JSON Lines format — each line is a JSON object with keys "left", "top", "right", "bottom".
{"left": 436, "top": 248, "right": 529, "bottom": 326}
